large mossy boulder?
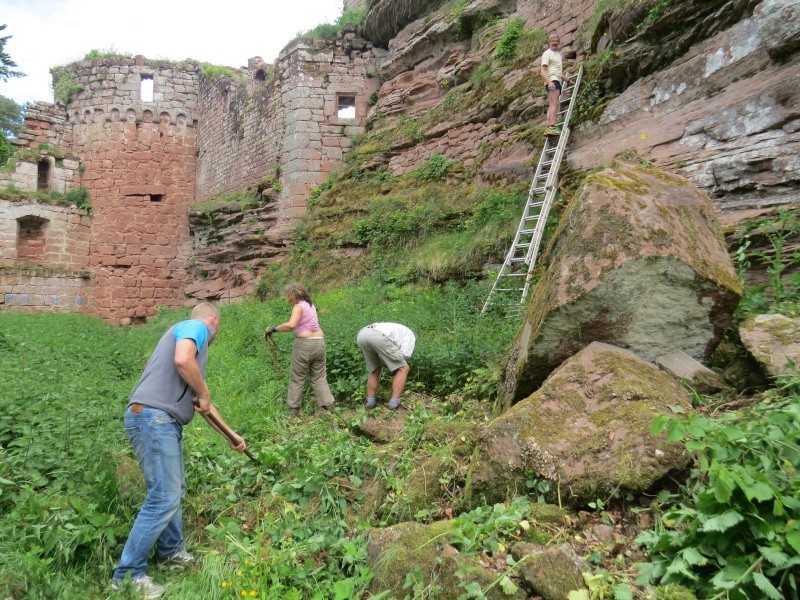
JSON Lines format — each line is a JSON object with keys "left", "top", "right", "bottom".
{"left": 366, "top": 520, "right": 527, "bottom": 599}
{"left": 499, "top": 161, "right": 742, "bottom": 407}
{"left": 468, "top": 343, "right": 693, "bottom": 508}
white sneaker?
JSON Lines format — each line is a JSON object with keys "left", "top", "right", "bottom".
{"left": 162, "top": 548, "right": 196, "bottom": 569}
{"left": 111, "top": 575, "right": 164, "bottom": 598}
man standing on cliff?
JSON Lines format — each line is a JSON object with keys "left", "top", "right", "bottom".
{"left": 540, "top": 33, "right": 568, "bottom": 136}
{"left": 111, "top": 302, "right": 248, "bottom": 599}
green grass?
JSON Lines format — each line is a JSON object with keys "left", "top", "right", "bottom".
{"left": 0, "top": 282, "right": 517, "bottom": 598}
{"left": 1, "top": 201, "right": 797, "bottom": 599}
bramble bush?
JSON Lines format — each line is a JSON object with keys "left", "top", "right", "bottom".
{"left": 637, "top": 390, "right": 800, "bottom": 599}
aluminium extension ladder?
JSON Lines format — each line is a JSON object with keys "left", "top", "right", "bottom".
{"left": 481, "top": 65, "right": 583, "bottom": 314}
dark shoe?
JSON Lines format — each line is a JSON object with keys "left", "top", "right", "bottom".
{"left": 365, "top": 398, "right": 376, "bottom": 410}
{"left": 320, "top": 402, "right": 335, "bottom": 412}
{"left": 388, "top": 398, "right": 401, "bottom": 410}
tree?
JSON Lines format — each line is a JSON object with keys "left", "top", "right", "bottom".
{"left": 0, "top": 24, "right": 24, "bottom": 164}
{"left": 0, "top": 24, "right": 24, "bottom": 81}
{"left": 0, "top": 95, "right": 22, "bottom": 136}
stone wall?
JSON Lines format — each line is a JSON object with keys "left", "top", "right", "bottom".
{"left": 0, "top": 266, "right": 94, "bottom": 313}
{"left": 13, "top": 102, "right": 73, "bottom": 151}
{"left": 195, "top": 35, "right": 381, "bottom": 230}
{"left": 5, "top": 40, "right": 380, "bottom": 321}
{"left": 65, "top": 57, "right": 200, "bottom": 324}
{"left": 0, "top": 200, "right": 93, "bottom": 313}
{"left": 195, "top": 57, "right": 283, "bottom": 204}
{"left": 0, "top": 199, "right": 91, "bottom": 268}
{"left": 276, "top": 36, "right": 380, "bottom": 225}
{"left": 0, "top": 156, "right": 80, "bottom": 194}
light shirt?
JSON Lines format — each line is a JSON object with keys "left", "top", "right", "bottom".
{"left": 541, "top": 48, "right": 563, "bottom": 82}
{"left": 372, "top": 322, "right": 416, "bottom": 357}
{"left": 295, "top": 300, "right": 321, "bottom": 335}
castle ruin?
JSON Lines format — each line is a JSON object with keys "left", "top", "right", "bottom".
{"left": 0, "top": 27, "right": 380, "bottom": 324}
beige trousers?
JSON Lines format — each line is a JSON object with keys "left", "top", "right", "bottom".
{"left": 287, "top": 337, "right": 336, "bottom": 409}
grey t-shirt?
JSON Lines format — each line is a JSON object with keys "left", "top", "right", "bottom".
{"left": 128, "top": 319, "right": 211, "bottom": 425}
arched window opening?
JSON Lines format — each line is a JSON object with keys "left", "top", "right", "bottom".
{"left": 255, "top": 69, "right": 266, "bottom": 81}
{"left": 37, "top": 159, "right": 51, "bottom": 192}
{"left": 17, "top": 215, "right": 49, "bottom": 262}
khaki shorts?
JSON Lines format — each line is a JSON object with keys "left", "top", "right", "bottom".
{"left": 356, "top": 327, "right": 407, "bottom": 373}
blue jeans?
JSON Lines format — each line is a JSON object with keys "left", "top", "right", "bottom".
{"left": 113, "top": 406, "right": 186, "bottom": 581}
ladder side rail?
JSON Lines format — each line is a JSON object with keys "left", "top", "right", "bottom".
{"left": 523, "top": 67, "right": 582, "bottom": 267}
{"left": 523, "top": 126, "right": 571, "bottom": 271}
{"left": 524, "top": 125, "right": 570, "bottom": 265}
{"left": 520, "top": 68, "right": 583, "bottom": 299}
{"left": 504, "top": 133, "right": 556, "bottom": 260}
{"left": 482, "top": 65, "right": 583, "bottom": 313}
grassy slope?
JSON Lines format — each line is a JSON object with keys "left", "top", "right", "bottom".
{"left": 0, "top": 282, "right": 518, "bottom": 599}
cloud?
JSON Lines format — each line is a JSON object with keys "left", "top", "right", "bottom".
{"left": 0, "top": 0, "right": 343, "bottom": 105}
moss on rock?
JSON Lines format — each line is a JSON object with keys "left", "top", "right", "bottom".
{"left": 471, "top": 343, "right": 693, "bottom": 507}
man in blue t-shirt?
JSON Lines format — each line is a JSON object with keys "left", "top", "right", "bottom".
{"left": 112, "top": 302, "right": 247, "bottom": 598}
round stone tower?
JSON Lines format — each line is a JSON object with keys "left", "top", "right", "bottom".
{"left": 60, "top": 55, "right": 200, "bottom": 324}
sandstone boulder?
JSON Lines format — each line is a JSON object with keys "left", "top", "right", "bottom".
{"left": 739, "top": 313, "right": 800, "bottom": 378}
{"left": 363, "top": 0, "right": 451, "bottom": 49}
{"left": 499, "top": 161, "right": 741, "bottom": 405}
{"left": 367, "top": 520, "right": 527, "bottom": 599}
{"left": 469, "top": 343, "right": 693, "bottom": 507}
{"left": 511, "top": 543, "right": 588, "bottom": 600}
{"left": 655, "top": 351, "right": 727, "bottom": 394}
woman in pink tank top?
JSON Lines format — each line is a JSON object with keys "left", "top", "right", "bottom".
{"left": 267, "top": 283, "right": 336, "bottom": 418}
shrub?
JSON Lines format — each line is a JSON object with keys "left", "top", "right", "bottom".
{"left": 65, "top": 186, "right": 91, "bottom": 214}
{"left": 337, "top": 6, "right": 367, "bottom": 29}
{"left": 300, "top": 23, "right": 339, "bottom": 40}
{"left": 82, "top": 48, "right": 131, "bottom": 61}
{"left": 50, "top": 68, "right": 84, "bottom": 105}
{"left": 200, "top": 62, "right": 241, "bottom": 80}
{"left": 494, "top": 18, "right": 525, "bottom": 62}
{"left": 733, "top": 209, "right": 800, "bottom": 318}
{"left": 414, "top": 153, "right": 453, "bottom": 182}
{"left": 638, "top": 395, "right": 800, "bottom": 599}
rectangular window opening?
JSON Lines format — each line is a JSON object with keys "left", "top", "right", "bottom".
{"left": 141, "top": 75, "right": 154, "bottom": 102}
{"left": 337, "top": 95, "right": 356, "bottom": 119}
{"left": 149, "top": 194, "right": 164, "bottom": 202}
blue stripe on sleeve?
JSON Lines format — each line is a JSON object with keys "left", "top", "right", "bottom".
{"left": 173, "top": 320, "right": 208, "bottom": 353}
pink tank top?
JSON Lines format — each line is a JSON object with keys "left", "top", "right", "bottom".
{"left": 295, "top": 300, "right": 321, "bottom": 335}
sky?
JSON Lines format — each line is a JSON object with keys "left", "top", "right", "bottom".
{"left": 0, "top": 0, "right": 345, "bottom": 106}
